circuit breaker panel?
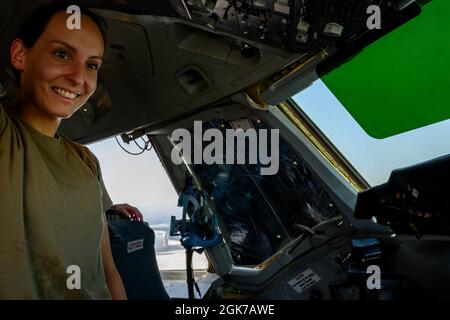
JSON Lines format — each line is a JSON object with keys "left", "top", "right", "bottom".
{"left": 170, "top": 0, "right": 406, "bottom": 53}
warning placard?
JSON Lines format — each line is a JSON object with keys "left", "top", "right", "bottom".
{"left": 288, "top": 268, "right": 321, "bottom": 294}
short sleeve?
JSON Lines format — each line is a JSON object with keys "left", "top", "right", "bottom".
{"left": 92, "top": 154, "right": 113, "bottom": 212}
{"left": 61, "top": 136, "right": 114, "bottom": 213}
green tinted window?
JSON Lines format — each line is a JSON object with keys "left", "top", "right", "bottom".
{"left": 321, "top": 0, "right": 450, "bottom": 139}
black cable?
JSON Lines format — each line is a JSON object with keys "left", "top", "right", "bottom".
{"left": 115, "top": 135, "right": 152, "bottom": 156}
{"left": 133, "top": 137, "right": 153, "bottom": 152}
{"left": 143, "top": 137, "right": 153, "bottom": 151}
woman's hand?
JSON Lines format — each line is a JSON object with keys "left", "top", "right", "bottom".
{"left": 110, "top": 203, "right": 144, "bottom": 222}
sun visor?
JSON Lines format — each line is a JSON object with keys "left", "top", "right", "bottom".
{"left": 318, "top": 0, "right": 450, "bottom": 139}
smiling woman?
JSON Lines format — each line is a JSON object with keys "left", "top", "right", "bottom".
{"left": 0, "top": 3, "right": 128, "bottom": 300}
{"left": 10, "top": 8, "right": 104, "bottom": 135}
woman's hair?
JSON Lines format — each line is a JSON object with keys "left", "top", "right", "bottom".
{"left": 18, "top": 2, "right": 108, "bottom": 49}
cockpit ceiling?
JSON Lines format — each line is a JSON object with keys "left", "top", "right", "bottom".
{"left": 58, "top": 12, "right": 293, "bottom": 144}
{"left": 55, "top": 0, "right": 179, "bottom": 16}
{"left": 0, "top": 0, "right": 414, "bottom": 144}
{"left": 53, "top": 0, "right": 408, "bottom": 55}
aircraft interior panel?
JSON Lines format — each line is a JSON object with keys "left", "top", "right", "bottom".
{"left": 170, "top": 0, "right": 406, "bottom": 53}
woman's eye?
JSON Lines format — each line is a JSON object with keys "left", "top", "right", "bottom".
{"left": 54, "top": 49, "right": 69, "bottom": 60}
{"left": 87, "top": 63, "right": 100, "bottom": 72}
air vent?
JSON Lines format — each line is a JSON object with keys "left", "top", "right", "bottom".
{"left": 175, "top": 66, "right": 211, "bottom": 96}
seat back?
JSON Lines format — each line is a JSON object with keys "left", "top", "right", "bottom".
{"left": 108, "top": 220, "right": 170, "bottom": 300}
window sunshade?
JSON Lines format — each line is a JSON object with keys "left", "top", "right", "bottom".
{"left": 320, "top": 0, "right": 449, "bottom": 139}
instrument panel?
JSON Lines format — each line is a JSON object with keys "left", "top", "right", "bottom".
{"left": 170, "top": 0, "right": 405, "bottom": 53}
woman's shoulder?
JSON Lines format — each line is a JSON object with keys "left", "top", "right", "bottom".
{"left": 59, "top": 134, "right": 100, "bottom": 176}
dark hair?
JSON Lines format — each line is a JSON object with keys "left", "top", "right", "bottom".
{"left": 18, "top": 2, "right": 108, "bottom": 49}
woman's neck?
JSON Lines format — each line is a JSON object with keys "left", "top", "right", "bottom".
{"left": 12, "top": 99, "right": 61, "bottom": 137}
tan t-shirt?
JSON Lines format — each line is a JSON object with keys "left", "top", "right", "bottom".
{"left": 0, "top": 102, "right": 113, "bottom": 299}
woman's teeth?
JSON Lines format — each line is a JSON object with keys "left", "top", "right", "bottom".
{"left": 53, "top": 87, "right": 79, "bottom": 100}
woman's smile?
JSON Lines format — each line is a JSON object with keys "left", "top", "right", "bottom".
{"left": 51, "top": 86, "right": 82, "bottom": 100}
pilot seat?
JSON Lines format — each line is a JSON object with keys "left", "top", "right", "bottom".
{"left": 106, "top": 209, "right": 170, "bottom": 300}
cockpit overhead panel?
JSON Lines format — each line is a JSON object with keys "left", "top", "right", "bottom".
{"left": 169, "top": 0, "right": 408, "bottom": 53}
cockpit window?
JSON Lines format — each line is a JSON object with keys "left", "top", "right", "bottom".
{"left": 183, "top": 119, "right": 342, "bottom": 266}
{"left": 317, "top": 0, "right": 449, "bottom": 139}
{"left": 292, "top": 79, "right": 450, "bottom": 186}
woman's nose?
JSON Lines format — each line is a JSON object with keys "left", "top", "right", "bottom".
{"left": 66, "top": 61, "right": 84, "bottom": 86}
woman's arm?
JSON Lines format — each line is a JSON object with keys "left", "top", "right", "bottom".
{"left": 101, "top": 215, "right": 127, "bottom": 300}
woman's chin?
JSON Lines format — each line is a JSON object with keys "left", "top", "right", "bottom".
{"left": 47, "top": 108, "right": 78, "bottom": 120}
{"left": 58, "top": 111, "right": 77, "bottom": 119}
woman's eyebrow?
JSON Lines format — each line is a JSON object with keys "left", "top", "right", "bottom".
{"left": 90, "top": 55, "right": 104, "bottom": 62}
{"left": 49, "top": 40, "right": 103, "bottom": 61}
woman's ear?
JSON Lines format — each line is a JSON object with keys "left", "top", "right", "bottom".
{"left": 10, "top": 39, "right": 27, "bottom": 71}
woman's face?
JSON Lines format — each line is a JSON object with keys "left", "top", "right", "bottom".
{"left": 12, "top": 11, "right": 104, "bottom": 119}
